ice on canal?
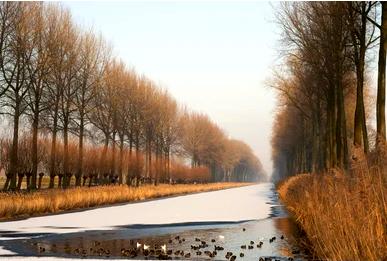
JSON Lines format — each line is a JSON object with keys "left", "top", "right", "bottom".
{"left": 0, "top": 183, "right": 273, "bottom": 236}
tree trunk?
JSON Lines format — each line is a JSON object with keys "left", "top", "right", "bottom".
{"left": 62, "top": 119, "right": 69, "bottom": 188}
{"left": 119, "top": 134, "right": 124, "bottom": 184}
{"left": 148, "top": 139, "right": 152, "bottom": 180}
{"left": 31, "top": 109, "right": 39, "bottom": 190}
{"left": 155, "top": 150, "right": 159, "bottom": 186}
{"left": 135, "top": 133, "right": 140, "bottom": 186}
{"left": 17, "top": 173, "right": 24, "bottom": 190}
{"left": 9, "top": 103, "right": 20, "bottom": 191}
{"left": 377, "top": 2, "right": 387, "bottom": 141}
{"left": 111, "top": 131, "right": 116, "bottom": 178}
{"left": 100, "top": 133, "right": 109, "bottom": 184}
{"left": 353, "top": 4, "right": 368, "bottom": 153}
{"left": 76, "top": 115, "right": 84, "bottom": 186}
{"left": 49, "top": 104, "right": 59, "bottom": 189}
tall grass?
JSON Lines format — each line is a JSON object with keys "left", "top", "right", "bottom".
{"left": 278, "top": 166, "right": 387, "bottom": 260}
{"left": 0, "top": 183, "right": 249, "bottom": 221}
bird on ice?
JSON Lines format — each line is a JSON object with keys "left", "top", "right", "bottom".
{"left": 143, "top": 244, "right": 150, "bottom": 250}
{"left": 161, "top": 244, "right": 167, "bottom": 252}
{"left": 219, "top": 235, "right": 225, "bottom": 240}
{"left": 136, "top": 242, "right": 141, "bottom": 248}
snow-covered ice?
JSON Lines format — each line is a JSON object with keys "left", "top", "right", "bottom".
{"left": 0, "top": 183, "right": 273, "bottom": 235}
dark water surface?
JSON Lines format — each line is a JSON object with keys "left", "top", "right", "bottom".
{"left": 0, "top": 187, "right": 318, "bottom": 260}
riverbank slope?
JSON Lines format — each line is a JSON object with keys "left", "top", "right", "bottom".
{"left": 278, "top": 171, "right": 386, "bottom": 261}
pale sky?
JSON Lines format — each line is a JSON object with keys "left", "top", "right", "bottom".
{"left": 64, "top": 1, "right": 279, "bottom": 175}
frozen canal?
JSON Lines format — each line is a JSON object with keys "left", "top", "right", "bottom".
{"left": 0, "top": 183, "right": 314, "bottom": 260}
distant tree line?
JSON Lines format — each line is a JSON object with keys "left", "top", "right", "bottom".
{"left": 271, "top": 2, "right": 386, "bottom": 181}
{"left": 0, "top": 2, "right": 266, "bottom": 190}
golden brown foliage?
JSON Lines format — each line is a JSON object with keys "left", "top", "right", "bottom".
{"left": 278, "top": 169, "right": 387, "bottom": 261}
{"left": 170, "top": 164, "right": 210, "bottom": 183}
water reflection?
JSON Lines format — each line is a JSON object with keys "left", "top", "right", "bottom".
{"left": 7, "top": 217, "right": 312, "bottom": 260}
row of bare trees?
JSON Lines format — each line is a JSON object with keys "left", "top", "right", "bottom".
{"left": 271, "top": 2, "right": 386, "bottom": 181}
{"left": 0, "top": 2, "right": 266, "bottom": 190}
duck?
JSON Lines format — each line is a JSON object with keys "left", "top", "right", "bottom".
{"left": 121, "top": 249, "right": 130, "bottom": 256}
{"left": 143, "top": 250, "right": 150, "bottom": 256}
{"left": 204, "top": 250, "right": 212, "bottom": 256}
{"left": 215, "top": 245, "right": 224, "bottom": 251}
{"left": 248, "top": 245, "right": 254, "bottom": 249}
{"left": 230, "top": 255, "right": 237, "bottom": 261}
{"left": 184, "top": 252, "right": 191, "bottom": 258}
{"left": 225, "top": 251, "right": 233, "bottom": 259}
{"left": 196, "top": 250, "right": 202, "bottom": 255}
{"left": 195, "top": 238, "right": 201, "bottom": 242}
{"left": 191, "top": 245, "right": 200, "bottom": 250}
{"left": 211, "top": 239, "right": 216, "bottom": 242}
{"left": 250, "top": 241, "right": 254, "bottom": 245}
{"left": 240, "top": 253, "right": 244, "bottom": 257}
{"left": 129, "top": 249, "right": 137, "bottom": 257}
{"left": 281, "top": 235, "right": 284, "bottom": 240}
{"left": 241, "top": 245, "right": 246, "bottom": 249}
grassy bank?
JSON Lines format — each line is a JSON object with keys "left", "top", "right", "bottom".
{"left": 278, "top": 169, "right": 387, "bottom": 261}
{"left": 0, "top": 182, "right": 250, "bottom": 221}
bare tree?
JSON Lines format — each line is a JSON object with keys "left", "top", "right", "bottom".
{"left": 74, "top": 31, "right": 109, "bottom": 186}
{"left": 0, "top": 3, "right": 36, "bottom": 190}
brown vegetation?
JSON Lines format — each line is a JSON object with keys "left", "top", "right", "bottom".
{"left": 278, "top": 165, "right": 387, "bottom": 261}
{"left": 0, "top": 182, "right": 250, "bottom": 221}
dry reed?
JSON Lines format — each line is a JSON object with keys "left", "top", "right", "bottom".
{"left": 0, "top": 183, "right": 249, "bottom": 221}
{"left": 278, "top": 167, "right": 387, "bottom": 261}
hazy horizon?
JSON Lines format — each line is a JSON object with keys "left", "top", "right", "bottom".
{"left": 64, "top": 1, "right": 279, "bottom": 175}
